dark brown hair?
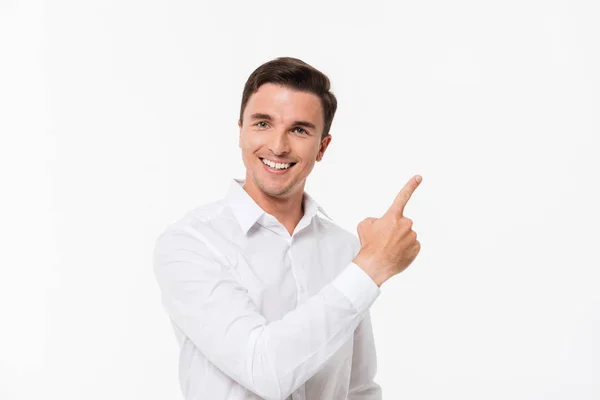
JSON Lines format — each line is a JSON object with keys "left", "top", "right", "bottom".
{"left": 238, "top": 57, "right": 338, "bottom": 139}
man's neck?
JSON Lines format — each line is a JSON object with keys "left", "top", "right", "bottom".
{"left": 242, "top": 181, "right": 305, "bottom": 236}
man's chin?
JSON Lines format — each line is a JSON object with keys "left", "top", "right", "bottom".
{"left": 257, "top": 179, "right": 294, "bottom": 198}
{"left": 260, "top": 185, "right": 290, "bottom": 198}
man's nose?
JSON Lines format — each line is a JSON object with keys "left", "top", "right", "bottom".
{"left": 268, "top": 130, "right": 291, "bottom": 155}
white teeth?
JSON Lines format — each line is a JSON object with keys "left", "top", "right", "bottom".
{"left": 261, "top": 158, "right": 292, "bottom": 170}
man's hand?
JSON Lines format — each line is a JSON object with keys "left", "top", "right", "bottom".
{"left": 353, "top": 175, "right": 423, "bottom": 287}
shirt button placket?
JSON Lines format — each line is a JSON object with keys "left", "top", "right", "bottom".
{"left": 288, "top": 238, "right": 307, "bottom": 303}
{"left": 290, "top": 237, "right": 307, "bottom": 400}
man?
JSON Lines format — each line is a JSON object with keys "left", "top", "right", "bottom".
{"left": 153, "top": 57, "right": 422, "bottom": 400}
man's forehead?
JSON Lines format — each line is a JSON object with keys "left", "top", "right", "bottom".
{"left": 246, "top": 84, "right": 323, "bottom": 124}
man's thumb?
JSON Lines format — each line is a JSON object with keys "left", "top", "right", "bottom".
{"left": 357, "top": 217, "right": 377, "bottom": 244}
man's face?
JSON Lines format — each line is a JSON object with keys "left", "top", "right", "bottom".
{"left": 238, "top": 83, "right": 332, "bottom": 199}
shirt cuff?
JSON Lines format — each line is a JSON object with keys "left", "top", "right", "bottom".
{"left": 331, "top": 261, "right": 381, "bottom": 314}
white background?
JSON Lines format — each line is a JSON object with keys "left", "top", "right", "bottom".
{"left": 1, "top": 0, "right": 599, "bottom": 399}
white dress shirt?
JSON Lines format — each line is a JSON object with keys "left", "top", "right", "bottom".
{"left": 153, "top": 178, "right": 382, "bottom": 400}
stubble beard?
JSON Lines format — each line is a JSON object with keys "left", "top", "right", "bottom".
{"left": 254, "top": 173, "right": 297, "bottom": 198}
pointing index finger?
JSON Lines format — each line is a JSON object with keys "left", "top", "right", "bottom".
{"left": 385, "top": 175, "right": 422, "bottom": 218}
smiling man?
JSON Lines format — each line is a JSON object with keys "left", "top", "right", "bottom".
{"left": 154, "top": 57, "right": 384, "bottom": 400}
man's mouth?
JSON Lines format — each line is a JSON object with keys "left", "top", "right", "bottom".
{"left": 260, "top": 158, "right": 297, "bottom": 171}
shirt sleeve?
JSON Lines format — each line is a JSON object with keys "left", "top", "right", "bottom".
{"left": 348, "top": 310, "right": 383, "bottom": 399}
{"left": 153, "top": 227, "right": 381, "bottom": 400}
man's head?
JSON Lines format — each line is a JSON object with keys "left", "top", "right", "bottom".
{"left": 238, "top": 57, "right": 337, "bottom": 199}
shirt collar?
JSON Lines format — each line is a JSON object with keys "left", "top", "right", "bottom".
{"left": 225, "top": 178, "right": 333, "bottom": 235}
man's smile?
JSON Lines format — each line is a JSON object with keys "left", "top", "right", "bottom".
{"left": 260, "top": 157, "right": 297, "bottom": 171}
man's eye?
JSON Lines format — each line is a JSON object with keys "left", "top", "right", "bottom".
{"left": 293, "top": 127, "right": 307, "bottom": 134}
{"left": 256, "top": 121, "right": 269, "bottom": 128}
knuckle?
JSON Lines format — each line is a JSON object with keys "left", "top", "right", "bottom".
{"left": 358, "top": 217, "right": 375, "bottom": 229}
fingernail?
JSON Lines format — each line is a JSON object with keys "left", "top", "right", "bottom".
{"left": 416, "top": 175, "right": 422, "bottom": 183}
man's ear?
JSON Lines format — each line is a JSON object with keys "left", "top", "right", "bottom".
{"left": 317, "top": 134, "right": 332, "bottom": 162}
{"left": 238, "top": 120, "right": 242, "bottom": 148}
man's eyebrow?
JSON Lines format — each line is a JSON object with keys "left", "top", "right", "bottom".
{"left": 293, "top": 120, "right": 317, "bottom": 130}
{"left": 250, "top": 113, "right": 317, "bottom": 130}
{"left": 250, "top": 113, "right": 273, "bottom": 121}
